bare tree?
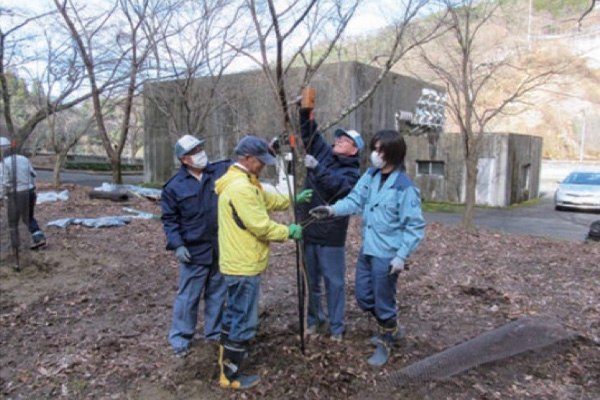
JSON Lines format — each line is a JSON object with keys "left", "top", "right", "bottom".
{"left": 44, "top": 103, "right": 95, "bottom": 187}
{"left": 143, "top": 0, "right": 243, "bottom": 157}
{"left": 0, "top": 6, "right": 90, "bottom": 152}
{"left": 54, "top": 0, "right": 176, "bottom": 183}
{"left": 232, "top": 0, "right": 442, "bottom": 135}
{"left": 578, "top": 0, "right": 598, "bottom": 26}
{"left": 417, "top": 0, "right": 567, "bottom": 228}
{"left": 224, "top": 0, "right": 442, "bottom": 348}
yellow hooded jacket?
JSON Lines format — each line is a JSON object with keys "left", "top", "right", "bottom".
{"left": 215, "top": 165, "right": 290, "bottom": 276}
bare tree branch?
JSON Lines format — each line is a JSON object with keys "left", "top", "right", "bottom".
{"left": 413, "top": 0, "right": 568, "bottom": 228}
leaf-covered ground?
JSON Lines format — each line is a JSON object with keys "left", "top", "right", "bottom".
{"left": 1, "top": 183, "right": 598, "bottom": 399}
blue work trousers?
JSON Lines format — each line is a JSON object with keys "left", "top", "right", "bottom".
{"left": 354, "top": 249, "right": 399, "bottom": 324}
{"left": 222, "top": 275, "right": 261, "bottom": 344}
{"left": 169, "top": 260, "right": 225, "bottom": 350}
{"left": 305, "top": 243, "right": 346, "bottom": 335}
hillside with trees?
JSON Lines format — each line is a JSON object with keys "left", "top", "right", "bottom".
{"left": 336, "top": 0, "right": 600, "bottom": 160}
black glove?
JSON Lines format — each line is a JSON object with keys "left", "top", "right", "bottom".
{"left": 270, "top": 136, "right": 280, "bottom": 154}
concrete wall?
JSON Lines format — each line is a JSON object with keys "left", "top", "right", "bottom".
{"left": 405, "top": 133, "right": 465, "bottom": 203}
{"left": 142, "top": 61, "right": 542, "bottom": 206}
{"left": 405, "top": 132, "right": 543, "bottom": 206}
{"left": 507, "top": 133, "right": 543, "bottom": 204}
{"left": 143, "top": 62, "right": 443, "bottom": 183}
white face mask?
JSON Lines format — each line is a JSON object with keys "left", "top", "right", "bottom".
{"left": 370, "top": 151, "right": 386, "bottom": 169}
{"left": 189, "top": 151, "right": 208, "bottom": 169}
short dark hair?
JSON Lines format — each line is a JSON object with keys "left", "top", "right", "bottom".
{"left": 369, "top": 129, "right": 406, "bottom": 167}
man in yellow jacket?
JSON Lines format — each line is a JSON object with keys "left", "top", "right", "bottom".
{"left": 215, "top": 135, "right": 311, "bottom": 389}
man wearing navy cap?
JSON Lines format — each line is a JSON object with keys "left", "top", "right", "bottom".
{"left": 297, "top": 107, "right": 362, "bottom": 343}
{"left": 160, "top": 134, "right": 232, "bottom": 358}
{"left": 214, "top": 135, "right": 312, "bottom": 389}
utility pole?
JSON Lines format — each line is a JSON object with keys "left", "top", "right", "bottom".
{"left": 579, "top": 113, "right": 586, "bottom": 162}
{"left": 527, "top": 0, "right": 533, "bottom": 50}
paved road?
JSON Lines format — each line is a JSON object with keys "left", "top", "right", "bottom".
{"left": 36, "top": 170, "right": 144, "bottom": 188}
{"left": 424, "top": 196, "right": 598, "bottom": 242}
{"left": 36, "top": 170, "right": 598, "bottom": 242}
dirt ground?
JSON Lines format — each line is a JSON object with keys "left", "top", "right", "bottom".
{"left": 0, "top": 183, "right": 599, "bottom": 400}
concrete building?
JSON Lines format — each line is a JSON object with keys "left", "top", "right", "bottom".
{"left": 406, "top": 133, "right": 543, "bottom": 206}
{"left": 143, "top": 61, "right": 542, "bottom": 206}
{"left": 143, "top": 61, "right": 445, "bottom": 183}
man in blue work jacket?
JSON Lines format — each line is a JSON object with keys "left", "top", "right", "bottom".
{"left": 160, "top": 134, "right": 232, "bottom": 358}
{"left": 297, "top": 107, "right": 362, "bottom": 342}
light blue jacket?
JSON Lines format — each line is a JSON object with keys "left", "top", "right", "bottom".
{"left": 332, "top": 167, "right": 425, "bottom": 261}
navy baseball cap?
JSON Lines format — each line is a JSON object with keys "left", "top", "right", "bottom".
{"left": 235, "top": 136, "right": 276, "bottom": 166}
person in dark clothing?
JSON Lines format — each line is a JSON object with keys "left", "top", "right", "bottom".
{"left": 297, "top": 108, "right": 363, "bottom": 341}
{"left": 0, "top": 137, "right": 46, "bottom": 253}
{"left": 160, "top": 134, "right": 232, "bottom": 358}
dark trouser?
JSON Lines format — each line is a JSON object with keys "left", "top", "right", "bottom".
{"left": 6, "top": 189, "right": 41, "bottom": 248}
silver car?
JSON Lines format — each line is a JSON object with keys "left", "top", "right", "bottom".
{"left": 554, "top": 171, "right": 600, "bottom": 211}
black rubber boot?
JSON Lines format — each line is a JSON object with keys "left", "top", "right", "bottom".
{"left": 218, "top": 342, "right": 260, "bottom": 389}
{"left": 30, "top": 230, "right": 46, "bottom": 249}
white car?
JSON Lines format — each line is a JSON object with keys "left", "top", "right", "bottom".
{"left": 554, "top": 171, "right": 600, "bottom": 211}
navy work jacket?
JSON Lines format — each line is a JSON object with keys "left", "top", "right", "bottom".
{"left": 161, "top": 160, "right": 231, "bottom": 264}
{"left": 298, "top": 110, "right": 360, "bottom": 247}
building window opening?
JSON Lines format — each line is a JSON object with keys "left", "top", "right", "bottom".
{"left": 417, "top": 160, "right": 445, "bottom": 177}
{"left": 522, "top": 163, "right": 531, "bottom": 190}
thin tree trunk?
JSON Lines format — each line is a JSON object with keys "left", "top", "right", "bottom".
{"left": 111, "top": 156, "right": 122, "bottom": 184}
{"left": 462, "top": 151, "right": 478, "bottom": 228}
{"left": 53, "top": 153, "right": 65, "bottom": 188}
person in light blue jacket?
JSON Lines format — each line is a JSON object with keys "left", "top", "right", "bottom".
{"left": 309, "top": 129, "right": 425, "bottom": 366}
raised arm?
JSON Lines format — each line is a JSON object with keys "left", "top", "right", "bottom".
{"left": 299, "top": 109, "right": 332, "bottom": 162}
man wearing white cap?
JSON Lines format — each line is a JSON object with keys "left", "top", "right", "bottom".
{"left": 0, "top": 137, "right": 46, "bottom": 254}
{"left": 296, "top": 106, "right": 363, "bottom": 343}
{"left": 160, "top": 134, "right": 231, "bottom": 358}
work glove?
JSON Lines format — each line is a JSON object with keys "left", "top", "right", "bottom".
{"left": 388, "top": 257, "right": 406, "bottom": 275}
{"left": 309, "top": 205, "right": 333, "bottom": 219}
{"left": 296, "top": 189, "right": 313, "bottom": 204}
{"left": 304, "top": 154, "right": 319, "bottom": 169}
{"left": 292, "top": 95, "right": 303, "bottom": 106}
{"left": 269, "top": 136, "right": 280, "bottom": 154}
{"left": 175, "top": 245, "right": 191, "bottom": 263}
{"left": 288, "top": 224, "right": 303, "bottom": 240}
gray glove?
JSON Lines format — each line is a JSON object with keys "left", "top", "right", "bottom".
{"left": 304, "top": 154, "right": 319, "bottom": 169}
{"left": 175, "top": 246, "right": 191, "bottom": 263}
{"left": 309, "top": 205, "right": 333, "bottom": 219}
{"left": 388, "top": 257, "right": 405, "bottom": 275}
